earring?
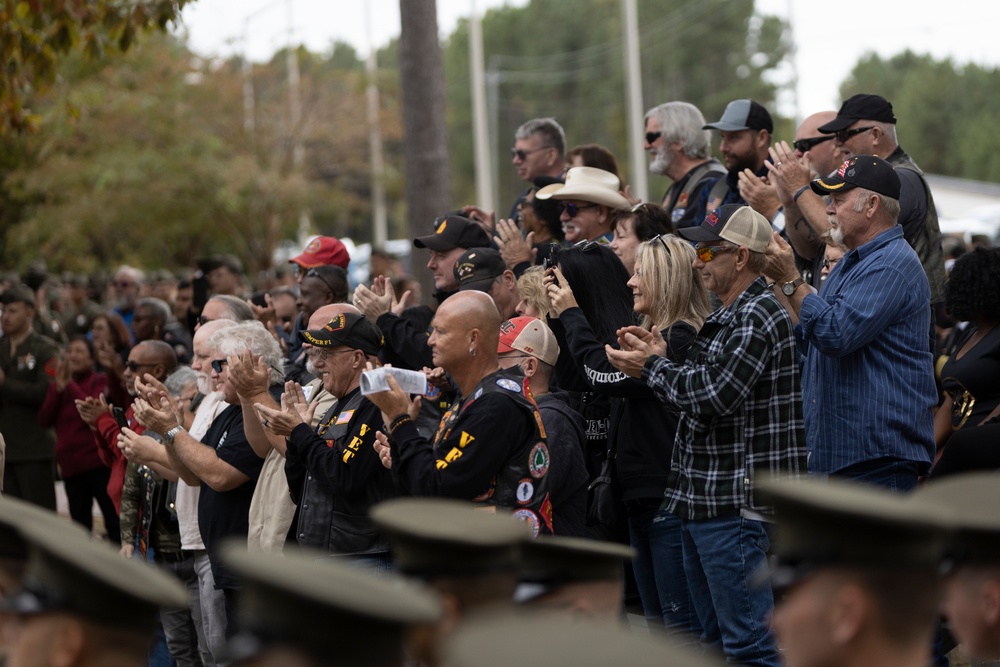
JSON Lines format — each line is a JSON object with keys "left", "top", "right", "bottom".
{"left": 469, "top": 347, "right": 476, "bottom": 357}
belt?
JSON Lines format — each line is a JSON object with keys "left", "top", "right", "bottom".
{"left": 624, "top": 497, "right": 663, "bottom": 511}
{"left": 155, "top": 550, "right": 194, "bottom": 564}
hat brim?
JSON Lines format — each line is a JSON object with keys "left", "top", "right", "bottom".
{"left": 703, "top": 121, "right": 749, "bottom": 132}
{"left": 412, "top": 235, "right": 456, "bottom": 251}
{"left": 298, "top": 329, "right": 339, "bottom": 347}
{"left": 289, "top": 254, "right": 322, "bottom": 269}
{"left": 809, "top": 176, "right": 857, "bottom": 196}
{"left": 535, "top": 184, "right": 630, "bottom": 211}
{"left": 817, "top": 117, "right": 856, "bottom": 134}
{"left": 458, "top": 276, "right": 497, "bottom": 293}
{"left": 677, "top": 225, "right": 724, "bottom": 243}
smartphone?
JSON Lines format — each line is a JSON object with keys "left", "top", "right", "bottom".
{"left": 112, "top": 406, "right": 128, "bottom": 430}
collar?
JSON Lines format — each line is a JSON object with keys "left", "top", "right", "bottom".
{"left": 706, "top": 276, "right": 769, "bottom": 324}
{"left": 841, "top": 225, "right": 903, "bottom": 271}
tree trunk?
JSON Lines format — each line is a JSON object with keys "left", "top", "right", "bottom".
{"left": 398, "top": 0, "right": 451, "bottom": 306}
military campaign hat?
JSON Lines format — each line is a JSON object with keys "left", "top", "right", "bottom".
{"left": 298, "top": 312, "right": 384, "bottom": 357}
{"left": 0, "top": 282, "right": 36, "bottom": 309}
{"left": 445, "top": 615, "right": 723, "bottom": 667}
{"left": 370, "top": 498, "right": 530, "bottom": 578}
{"left": 910, "top": 472, "right": 1000, "bottom": 567}
{"left": 0, "top": 496, "right": 86, "bottom": 561}
{"left": 413, "top": 214, "right": 493, "bottom": 252}
{"left": 222, "top": 543, "right": 441, "bottom": 665}
{"left": 1, "top": 507, "right": 187, "bottom": 629}
{"left": 757, "top": 476, "right": 953, "bottom": 592}
{"left": 515, "top": 536, "right": 635, "bottom": 603}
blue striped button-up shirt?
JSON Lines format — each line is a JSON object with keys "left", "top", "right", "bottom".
{"left": 797, "top": 225, "right": 936, "bottom": 474}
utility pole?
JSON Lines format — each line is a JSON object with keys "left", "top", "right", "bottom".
{"left": 621, "top": 0, "right": 647, "bottom": 200}
{"left": 469, "top": 1, "right": 494, "bottom": 213}
{"left": 366, "top": 4, "right": 388, "bottom": 248}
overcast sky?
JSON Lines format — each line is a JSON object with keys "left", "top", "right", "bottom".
{"left": 178, "top": 0, "right": 1000, "bottom": 120}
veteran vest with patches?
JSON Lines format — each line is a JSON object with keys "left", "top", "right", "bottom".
{"left": 296, "top": 390, "right": 393, "bottom": 555}
{"left": 432, "top": 371, "right": 553, "bottom": 537}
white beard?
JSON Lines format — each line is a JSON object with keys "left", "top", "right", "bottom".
{"left": 830, "top": 225, "right": 845, "bottom": 248}
{"left": 649, "top": 146, "right": 674, "bottom": 176}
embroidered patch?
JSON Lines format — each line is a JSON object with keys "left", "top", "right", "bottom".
{"left": 513, "top": 509, "right": 540, "bottom": 538}
{"left": 539, "top": 493, "right": 553, "bottom": 531}
{"left": 528, "top": 442, "right": 549, "bottom": 479}
{"left": 472, "top": 477, "right": 495, "bottom": 502}
{"left": 497, "top": 378, "right": 521, "bottom": 393}
{"left": 424, "top": 385, "right": 441, "bottom": 399}
{"left": 335, "top": 410, "right": 354, "bottom": 425}
{"left": 436, "top": 220, "right": 447, "bottom": 234}
{"left": 305, "top": 238, "right": 322, "bottom": 253}
{"left": 516, "top": 478, "right": 534, "bottom": 505}
{"left": 323, "top": 314, "right": 346, "bottom": 332}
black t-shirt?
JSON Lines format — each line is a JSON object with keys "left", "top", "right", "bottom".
{"left": 940, "top": 324, "right": 1000, "bottom": 428}
{"left": 198, "top": 403, "right": 264, "bottom": 589}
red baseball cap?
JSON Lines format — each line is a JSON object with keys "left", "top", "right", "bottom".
{"left": 290, "top": 236, "right": 350, "bottom": 270}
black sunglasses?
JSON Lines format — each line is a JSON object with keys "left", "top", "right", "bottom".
{"left": 645, "top": 131, "right": 662, "bottom": 144}
{"left": 834, "top": 126, "right": 874, "bottom": 143}
{"left": 210, "top": 359, "right": 228, "bottom": 373}
{"left": 792, "top": 135, "right": 835, "bottom": 153}
{"left": 559, "top": 202, "right": 598, "bottom": 218}
{"left": 125, "top": 360, "right": 155, "bottom": 372}
{"left": 304, "top": 268, "right": 339, "bottom": 296}
{"left": 510, "top": 146, "right": 552, "bottom": 161}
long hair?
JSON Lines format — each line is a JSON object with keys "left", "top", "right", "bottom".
{"left": 92, "top": 311, "right": 131, "bottom": 353}
{"left": 552, "top": 243, "right": 635, "bottom": 345}
{"left": 633, "top": 235, "right": 711, "bottom": 332}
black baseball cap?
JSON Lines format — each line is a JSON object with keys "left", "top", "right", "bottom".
{"left": 704, "top": 99, "right": 773, "bottom": 133}
{"left": 413, "top": 215, "right": 492, "bottom": 252}
{"left": 298, "top": 312, "right": 384, "bottom": 356}
{"left": 818, "top": 94, "right": 897, "bottom": 134}
{"left": 810, "top": 155, "right": 901, "bottom": 200}
{"left": 455, "top": 248, "right": 506, "bottom": 292}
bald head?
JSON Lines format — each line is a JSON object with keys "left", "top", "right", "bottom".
{"left": 134, "top": 340, "right": 178, "bottom": 379}
{"left": 308, "top": 303, "right": 361, "bottom": 329}
{"left": 193, "top": 318, "right": 237, "bottom": 347}
{"left": 442, "top": 291, "right": 501, "bottom": 340}
{"left": 796, "top": 111, "right": 842, "bottom": 177}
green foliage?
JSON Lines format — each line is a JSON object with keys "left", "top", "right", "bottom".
{"left": 0, "top": 0, "right": 192, "bottom": 134}
{"left": 0, "top": 31, "right": 400, "bottom": 274}
{"left": 441, "top": 0, "right": 791, "bottom": 207}
{"left": 841, "top": 51, "right": 1000, "bottom": 182}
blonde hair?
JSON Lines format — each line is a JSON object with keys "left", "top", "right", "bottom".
{"left": 515, "top": 266, "right": 551, "bottom": 317}
{"left": 633, "top": 235, "right": 711, "bottom": 331}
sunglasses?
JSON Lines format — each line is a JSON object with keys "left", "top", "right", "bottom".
{"left": 695, "top": 245, "right": 736, "bottom": 262}
{"left": 559, "top": 202, "right": 598, "bottom": 218}
{"left": 792, "top": 135, "right": 835, "bottom": 153}
{"left": 197, "top": 314, "right": 212, "bottom": 326}
{"left": 125, "top": 360, "right": 155, "bottom": 372}
{"left": 645, "top": 131, "right": 662, "bottom": 144}
{"left": 210, "top": 359, "right": 228, "bottom": 373}
{"left": 651, "top": 233, "right": 671, "bottom": 254}
{"left": 834, "top": 126, "right": 874, "bottom": 143}
{"left": 304, "top": 268, "right": 339, "bottom": 296}
{"left": 822, "top": 257, "right": 842, "bottom": 270}
{"left": 510, "top": 146, "right": 552, "bottom": 161}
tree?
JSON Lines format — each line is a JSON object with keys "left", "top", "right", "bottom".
{"left": 398, "top": 0, "right": 451, "bottom": 300}
{"left": 0, "top": 0, "right": 192, "bottom": 134}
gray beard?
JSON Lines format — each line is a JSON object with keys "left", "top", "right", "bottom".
{"left": 649, "top": 148, "right": 673, "bottom": 176}
{"left": 830, "top": 226, "right": 845, "bottom": 247}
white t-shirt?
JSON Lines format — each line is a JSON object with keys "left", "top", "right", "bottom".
{"left": 176, "top": 391, "right": 229, "bottom": 551}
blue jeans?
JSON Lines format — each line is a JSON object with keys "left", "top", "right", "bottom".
{"left": 832, "top": 457, "right": 921, "bottom": 492}
{"left": 628, "top": 502, "right": 699, "bottom": 637}
{"left": 681, "top": 515, "right": 779, "bottom": 667}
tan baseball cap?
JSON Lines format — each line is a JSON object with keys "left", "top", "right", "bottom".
{"left": 497, "top": 317, "right": 559, "bottom": 366}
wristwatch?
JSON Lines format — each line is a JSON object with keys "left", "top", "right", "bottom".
{"left": 164, "top": 425, "right": 185, "bottom": 445}
{"left": 781, "top": 277, "right": 805, "bottom": 296}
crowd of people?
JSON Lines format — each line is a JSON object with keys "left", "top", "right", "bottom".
{"left": 1, "top": 92, "right": 1000, "bottom": 667}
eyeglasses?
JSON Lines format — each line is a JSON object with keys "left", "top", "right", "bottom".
{"left": 210, "top": 359, "right": 228, "bottom": 373}
{"left": 822, "top": 257, "right": 842, "bottom": 270}
{"left": 197, "top": 314, "right": 212, "bottom": 326}
{"left": 304, "top": 268, "right": 339, "bottom": 296}
{"left": 695, "top": 245, "right": 736, "bottom": 262}
{"left": 125, "top": 360, "right": 156, "bottom": 372}
{"left": 793, "top": 135, "right": 835, "bottom": 153}
{"left": 834, "top": 126, "right": 874, "bottom": 143}
{"left": 559, "top": 202, "right": 598, "bottom": 218}
{"left": 510, "top": 146, "right": 552, "bottom": 161}
{"left": 645, "top": 131, "right": 662, "bottom": 144}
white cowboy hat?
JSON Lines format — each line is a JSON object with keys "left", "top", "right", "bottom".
{"left": 535, "top": 166, "right": 631, "bottom": 211}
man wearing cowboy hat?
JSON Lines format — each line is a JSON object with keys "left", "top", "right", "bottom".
{"left": 535, "top": 167, "right": 631, "bottom": 244}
